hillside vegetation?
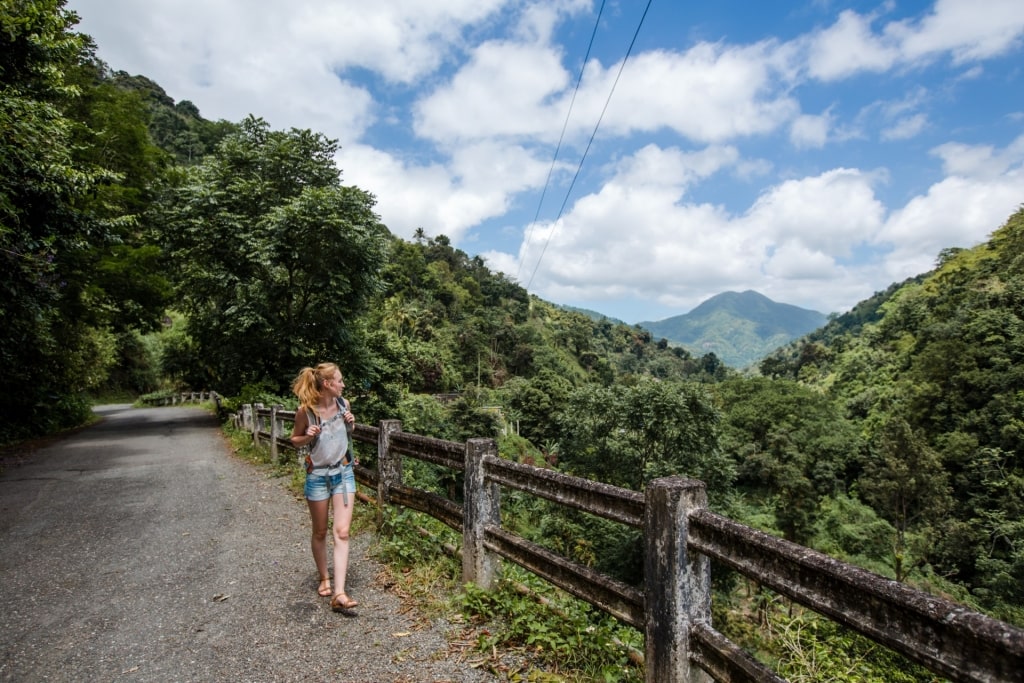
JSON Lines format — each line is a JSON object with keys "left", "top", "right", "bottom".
{"left": 759, "top": 207, "right": 1024, "bottom": 616}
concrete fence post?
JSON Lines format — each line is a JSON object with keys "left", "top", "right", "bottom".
{"left": 240, "top": 404, "right": 252, "bottom": 431}
{"left": 269, "top": 405, "right": 281, "bottom": 464}
{"left": 463, "top": 437, "right": 500, "bottom": 590}
{"left": 644, "top": 476, "right": 711, "bottom": 683}
{"left": 377, "top": 420, "right": 403, "bottom": 526}
{"left": 252, "top": 403, "right": 263, "bottom": 447}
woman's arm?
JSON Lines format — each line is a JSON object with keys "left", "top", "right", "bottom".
{"left": 290, "top": 409, "right": 317, "bottom": 447}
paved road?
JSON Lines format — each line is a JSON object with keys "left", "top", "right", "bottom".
{"left": 0, "top": 405, "right": 493, "bottom": 682}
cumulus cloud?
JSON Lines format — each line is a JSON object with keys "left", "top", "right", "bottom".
{"left": 341, "top": 141, "right": 554, "bottom": 242}
{"left": 931, "top": 134, "right": 1024, "bottom": 177}
{"left": 807, "top": 0, "right": 1024, "bottom": 81}
{"left": 888, "top": 0, "right": 1024, "bottom": 63}
{"left": 509, "top": 150, "right": 888, "bottom": 314}
{"left": 879, "top": 141, "right": 1024, "bottom": 275}
{"left": 71, "top": 0, "right": 514, "bottom": 143}
{"left": 790, "top": 113, "right": 831, "bottom": 148}
{"left": 578, "top": 43, "right": 801, "bottom": 143}
{"left": 414, "top": 40, "right": 572, "bottom": 144}
{"left": 807, "top": 10, "right": 900, "bottom": 81}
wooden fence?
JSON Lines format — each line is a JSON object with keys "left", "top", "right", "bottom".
{"left": 236, "top": 403, "right": 1024, "bottom": 683}
{"left": 141, "top": 390, "right": 222, "bottom": 409}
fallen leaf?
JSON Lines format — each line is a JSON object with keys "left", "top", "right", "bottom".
{"left": 212, "top": 593, "right": 230, "bottom": 602}
{"left": 392, "top": 632, "right": 411, "bottom": 637}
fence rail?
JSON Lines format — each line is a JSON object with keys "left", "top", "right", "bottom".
{"left": 141, "top": 390, "right": 221, "bottom": 407}
{"left": 234, "top": 403, "right": 1024, "bottom": 683}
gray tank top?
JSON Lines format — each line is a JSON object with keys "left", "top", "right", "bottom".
{"left": 307, "top": 399, "right": 352, "bottom": 469}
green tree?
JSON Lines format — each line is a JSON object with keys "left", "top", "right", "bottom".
{"left": 0, "top": 0, "right": 125, "bottom": 438}
{"left": 716, "top": 377, "right": 861, "bottom": 544}
{"left": 557, "top": 379, "right": 732, "bottom": 499}
{"left": 858, "top": 416, "right": 952, "bottom": 580}
{"left": 63, "top": 55, "right": 176, "bottom": 393}
{"left": 158, "top": 116, "right": 390, "bottom": 394}
{"left": 498, "top": 370, "right": 574, "bottom": 444}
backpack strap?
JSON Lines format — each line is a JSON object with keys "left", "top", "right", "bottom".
{"left": 305, "top": 407, "right": 320, "bottom": 450}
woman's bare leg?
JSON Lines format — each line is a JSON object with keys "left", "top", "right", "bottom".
{"left": 330, "top": 492, "right": 356, "bottom": 604}
{"left": 307, "top": 498, "right": 331, "bottom": 595}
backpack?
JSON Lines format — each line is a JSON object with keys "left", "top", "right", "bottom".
{"left": 301, "top": 398, "right": 354, "bottom": 473}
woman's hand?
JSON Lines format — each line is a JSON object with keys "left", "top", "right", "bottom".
{"left": 306, "top": 424, "right": 321, "bottom": 437}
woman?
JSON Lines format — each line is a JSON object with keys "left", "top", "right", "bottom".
{"left": 290, "top": 362, "right": 359, "bottom": 611}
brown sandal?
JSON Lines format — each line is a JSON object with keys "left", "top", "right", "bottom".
{"left": 330, "top": 593, "right": 359, "bottom": 610}
{"left": 317, "top": 577, "right": 332, "bottom": 597}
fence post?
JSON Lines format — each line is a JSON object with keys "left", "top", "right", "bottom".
{"left": 463, "top": 437, "right": 500, "bottom": 590}
{"left": 252, "top": 403, "right": 263, "bottom": 447}
{"left": 644, "top": 477, "right": 711, "bottom": 683}
{"left": 269, "top": 405, "right": 281, "bottom": 464}
{"left": 377, "top": 420, "right": 403, "bottom": 526}
{"left": 240, "top": 404, "right": 252, "bottom": 431}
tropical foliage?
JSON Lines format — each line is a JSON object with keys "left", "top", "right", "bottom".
{"left": 156, "top": 116, "right": 390, "bottom": 394}
{"left": 760, "top": 208, "right": 1024, "bottom": 620}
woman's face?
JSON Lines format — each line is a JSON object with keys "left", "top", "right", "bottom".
{"left": 323, "top": 371, "right": 345, "bottom": 397}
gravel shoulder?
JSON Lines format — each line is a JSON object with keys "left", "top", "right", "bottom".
{"left": 0, "top": 405, "right": 497, "bottom": 683}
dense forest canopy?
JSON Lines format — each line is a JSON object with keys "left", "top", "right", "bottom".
{"left": 2, "top": 3, "right": 1022, "bottom": 676}
{"left": 760, "top": 209, "right": 1024, "bottom": 611}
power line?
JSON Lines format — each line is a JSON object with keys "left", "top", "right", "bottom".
{"left": 515, "top": 0, "right": 607, "bottom": 283}
{"left": 524, "top": 0, "right": 654, "bottom": 292}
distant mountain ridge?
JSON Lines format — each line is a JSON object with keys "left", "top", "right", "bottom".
{"left": 639, "top": 290, "right": 827, "bottom": 368}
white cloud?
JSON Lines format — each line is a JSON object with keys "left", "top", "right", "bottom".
{"left": 888, "top": 0, "right": 1024, "bottom": 63}
{"left": 743, "top": 168, "right": 886, "bottom": 255}
{"left": 71, "top": 0, "right": 515, "bottom": 143}
{"left": 508, "top": 150, "right": 892, "bottom": 316}
{"left": 290, "top": 0, "right": 508, "bottom": 84}
{"left": 414, "top": 40, "right": 572, "bottom": 144}
{"left": 764, "top": 242, "right": 838, "bottom": 280}
{"left": 790, "top": 113, "right": 832, "bottom": 148}
{"left": 609, "top": 144, "right": 739, "bottom": 190}
{"left": 417, "top": 37, "right": 803, "bottom": 148}
{"left": 580, "top": 43, "right": 801, "bottom": 143}
{"left": 807, "top": 0, "right": 1024, "bottom": 82}
{"left": 340, "top": 141, "right": 552, "bottom": 241}
{"left": 881, "top": 113, "right": 928, "bottom": 140}
{"left": 879, "top": 166, "right": 1024, "bottom": 277}
{"left": 871, "top": 136, "right": 1024, "bottom": 282}
{"left": 931, "top": 134, "right": 1024, "bottom": 177}
{"left": 807, "top": 10, "right": 899, "bottom": 81}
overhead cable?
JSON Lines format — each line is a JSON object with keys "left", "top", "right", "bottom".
{"left": 515, "top": 0, "right": 607, "bottom": 283}
{"left": 525, "top": 0, "right": 654, "bottom": 292}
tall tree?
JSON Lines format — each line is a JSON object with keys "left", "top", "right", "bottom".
{"left": 158, "top": 116, "right": 390, "bottom": 394}
{"left": 0, "top": 0, "right": 122, "bottom": 439}
{"left": 858, "top": 415, "right": 952, "bottom": 580}
{"left": 716, "top": 377, "right": 862, "bottom": 543}
{"left": 557, "top": 379, "right": 733, "bottom": 500}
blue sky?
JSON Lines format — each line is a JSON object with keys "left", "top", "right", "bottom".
{"left": 68, "top": 0, "right": 1024, "bottom": 323}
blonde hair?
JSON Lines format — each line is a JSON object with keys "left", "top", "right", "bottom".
{"left": 291, "top": 362, "right": 340, "bottom": 412}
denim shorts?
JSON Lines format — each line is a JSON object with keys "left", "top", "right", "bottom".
{"left": 304, "top": 465, "right": 356, "bottom": 502}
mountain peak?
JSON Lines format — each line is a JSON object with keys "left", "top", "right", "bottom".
{"left": 639, "top": 291, "right": 826, "bottom": 368}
